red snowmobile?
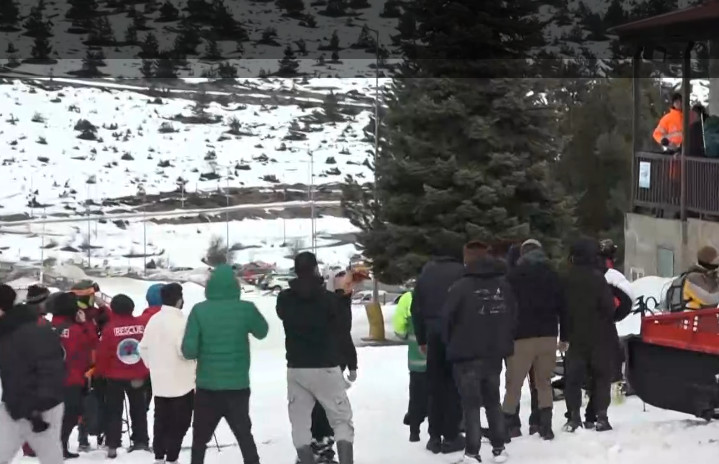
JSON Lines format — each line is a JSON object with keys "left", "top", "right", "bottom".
{"left": 625, "top": 296, "right": 719, "bottom": 420}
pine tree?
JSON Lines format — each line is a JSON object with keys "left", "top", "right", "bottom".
{"left": 603, "top": 0, "right": 626, "bottom": 28}
{"left": 211, "top": 0, "right": 247, "bottom": 39}
{"left": 6, "top": 41, "right": 19, "bottom": 67}
{"left": 158, "top": 0, "right": 179, "bottom": 21}
{"left": 87, "top": 15, "right": 115, "bottom": 45}
{"left": 140, "top": 58, "right": 155, "bottom": 77}
{"left": 277, "top": 0, "right": 304, "bottom": 17}
{"left": 322, "top": 91, "right": 344, "bottom": 122}
{"left": 81, "top": 47, "right": 105, "bottom": 76}
{"left": 0, "top": 0, "right": 20, "bottom": 30}
{"left": 31, "top": 33, "right": 53, "bottom": 61}
{"left": 124, "top": 24, "right": 138, "bottom": 44}
{"left": 155, "top": 53, "right": 178, "bottom": 78}
{"left": 217, "top": 61, "right": 238, "bottom": 79}
{"left": 23, "top": 1, "right": 53, "bottom": 38}
{"left": 321, "top": 0, "right": 347, "bottom": 17}
{"left": 203, "top": 37, "right": 222, "bottom": 60}
{"left": 66, "top": 0, "right": 98, "bottom": 20}
{"left": 343, "top": 0, "right": 575, "bottom": 282}
{"left": 276, "top": 45, "right": 300, "bottom": 76}
{"left": 379, "top": 0, "right": 401, "bottom": 18}
{"left": 174, "top": 18, "right": 201, "bottom": 55}
{"left": 352, "top": 24, "right": 376, "bottom": 49}
{"left": 140, "top": 32, "right": 160, "bottom": 58}
{"left": 193, "top": 88, "right": 210, "bottom": 119}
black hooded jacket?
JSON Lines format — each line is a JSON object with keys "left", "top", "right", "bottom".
{"left": 442, "top": 258, "right": 517, "bottom": 362}
{"left": 507, "top": 249, "right": 568, "bottom": 341}
{"left": 0, "top": 304, "right": 65, "bottom": 420}
{"left": 563, "top": 239, "right": 617, "bottom": 353}
{"left": 410, "top": 256, "right": 465, "bottom": 346}
{"left": 276, "top": 276, "right": 357, "bottom": 371}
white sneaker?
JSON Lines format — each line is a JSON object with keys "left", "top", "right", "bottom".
{"left": 459, "top": 454, "right": 481, "bottom": 463}
{"left": 492, "top": 448, "right": 508, "bottom": 463}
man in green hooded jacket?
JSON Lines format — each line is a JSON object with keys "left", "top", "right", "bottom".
{"left": 393, "top": 291, "right": 428, "bottom": 443}
{"left": 182, "top": 264, "right": 269, "bottom": 464}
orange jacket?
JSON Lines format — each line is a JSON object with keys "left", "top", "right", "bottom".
{"left": 653, "top": 108, "right": 683, "bottom": 146}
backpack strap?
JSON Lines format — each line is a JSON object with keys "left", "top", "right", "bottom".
{"left": 665, "top": 272, "right": 690, "bottom": 313}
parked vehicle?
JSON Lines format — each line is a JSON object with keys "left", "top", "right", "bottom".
{"left": 266, "top": 274, "right": 296, "bottom": 292}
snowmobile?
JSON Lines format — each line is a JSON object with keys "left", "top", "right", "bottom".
{"left": 625, "top": 295, "right": 719, "bottom": 420}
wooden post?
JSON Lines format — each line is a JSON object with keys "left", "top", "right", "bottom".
{"left": 631, "top": 46, "right": 643, "bottom": 212}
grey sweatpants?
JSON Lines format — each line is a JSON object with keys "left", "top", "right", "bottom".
{"left": 287, "top": 367, "right": 354, "bottom": 448}
{"left": 0, "top": 403, "right": 64, "bottom": 464}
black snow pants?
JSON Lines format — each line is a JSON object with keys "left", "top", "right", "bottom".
{"left": 154, "top": 390, "right": 194, "bottom": 462}
{"left": 105, "top": 379, "right": 150, "bottom": 449}
{"left": 426, "top": 331, "right": 462, "bottom": 441}
{"left": 407, "top": 371, "right": 428, "bottom": 434}
{"left": 564, "top": 346, "right": 612, "bottom": 419}
{"left": 454, "top": 358, "right": 505, "bottom": 455}
{"left": 191, "top": 389, "right": 259, "bottom": 464}
{"left": 61, "top": 386, "right": 85, "bottom": 452}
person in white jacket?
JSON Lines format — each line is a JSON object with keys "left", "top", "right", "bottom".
{"left": 139, "top": 283, "right": 196, "bottom": 464}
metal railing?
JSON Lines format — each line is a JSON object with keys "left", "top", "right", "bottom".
{"left": 633, "top": 151, "right": 719, "bottom": 216}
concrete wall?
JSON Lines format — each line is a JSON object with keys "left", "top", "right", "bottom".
{"left": 624, "top": 213, "right": 719, "bottom": 279}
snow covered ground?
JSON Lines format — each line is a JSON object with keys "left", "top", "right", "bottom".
{"left": 5, "top": 279, "right": 717, "bottom": 464}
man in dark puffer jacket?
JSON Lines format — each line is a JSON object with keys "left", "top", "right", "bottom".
{"left": 0, "top": 284, "right": 66, "bottom": 464}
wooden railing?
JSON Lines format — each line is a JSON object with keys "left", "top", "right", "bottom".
{"left": 633, "top": 151, "right": 719, "bottom": 216}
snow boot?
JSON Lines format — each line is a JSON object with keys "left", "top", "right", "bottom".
{"left": 107, "top": 448, "right": 118, "bottom": 459}
{"left": 128, "top": 442, "right": 151, "bottom": 453}
{"left": 504, "top": 413, "right": 521, "bottom": 443}
{"left": 426, "top": 437, "right": 442, "bottom": 454}
{"left": 563, "top": 410, "right": 582, "bottom": 433}
{"left": 461, "top": 454, "right": 482, "bottom": 463}
{"left": 538, "top": 408, "right": 554, "bottom": 440}
{"left": 409, "top": 427, "right": 420, "bottom": 443}
{"left": 63, "top": 449, "right": 80, "bottom": 459}
{"left": 336, "top": 440, "right": 353, "bottom": 464}
{"left": 583, "top": 421, "right": 596, "bottom": 430}
{"left": 492, "top": 447, "right": 508, "bottom": 463}
{"left": 528, "top": 409, "right": 540, "bottom": 436}
{"left": 595, "top": 414, "right": 613, "bottom": 432}
{"left": 441, "top": 435, "right": 466, "bottom": 454}
{"left": 296, "top": 445, "right": 315, "bottom": 464}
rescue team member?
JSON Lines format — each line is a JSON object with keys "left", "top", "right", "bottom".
{"left": 95, "top": 294, "right": 151, "bottom": 459}
{"left": 51, "top": 292, "right": 99, "bottom": 459}
{"left": 653, "top": 92, "right": 683, "bottom": 150}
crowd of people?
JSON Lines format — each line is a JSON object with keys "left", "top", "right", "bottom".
{"left": 396, "top": 237, "right": 635, "bottom": 463}
{"left": 0, "top": 257, "right": 359, "bottom": 464}
{"left": 3, "top": 236, "right": 714, "bottom": 464}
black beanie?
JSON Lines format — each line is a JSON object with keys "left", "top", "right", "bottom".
{"left": 111, "top": 294, "right": 135, "bottom": 315}
{"left": 27, "top": 285, "right": 50, "bottom": 304}
{"left": 161, "top": 283, "right": 183, "bottom": 306}
{"left": 0, "top": 284, "right": 16, "bottom": 311}
{"left": 53, "top": 292, "right": 79, "bottom": 318}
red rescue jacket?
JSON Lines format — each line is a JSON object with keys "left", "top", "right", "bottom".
{"left": 52, "top": 316, "right": 99, "bottom": 386}
{"left": 137, "top": 306, "right": 162, "bottom": 326}
{"left": 95, "top": 314, "right": 149, "bottom": 381}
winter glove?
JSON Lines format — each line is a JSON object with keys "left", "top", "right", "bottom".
{"left": 28, "top": 411, "right": 49, "bottom": 433}
{"left": 347, "top": 370, "right": 357, "bottom": 382}
{"left": 661, "top": 137, "right": 669, "bottom": 147}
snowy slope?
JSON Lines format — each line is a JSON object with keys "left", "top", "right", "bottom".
{"left": 8, "top": 287, "right": 718, "bottom": 464}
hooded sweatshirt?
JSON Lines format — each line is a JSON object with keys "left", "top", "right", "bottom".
{"left": 181, "top": 265, "right": 269, "bottom": 390}
{"left": 140, "top": 305, "right": 196, "bottom": 398}
{"left": 277, "top": 275, "right": 349, "bottom": 369}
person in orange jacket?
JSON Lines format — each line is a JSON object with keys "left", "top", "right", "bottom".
{"left": 653, "top": 93, "right": 683, "bottom": 150}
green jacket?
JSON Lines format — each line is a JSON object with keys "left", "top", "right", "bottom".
{"left": 392, "top": 292, "right": 426, "bottom": 372}
{"left": 182, "top": 265, "right": 269, "bottom": 390}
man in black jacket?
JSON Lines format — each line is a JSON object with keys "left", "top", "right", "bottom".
{"left": 277, "top": 253, "right": 356, "bottom": 464}
{"left": 411, "top": 244, "right": 466, "bottom": 454}
{"left": 306, "top": 268, "right": 359, "bottom": 463}
{"left": 0, "top": 284, "right": 66, "bottom": 464}
{"left": 563, "top": 238, "right": 618, "bottom": 432}
{"left": 503, "top": 239, "right": 567, "bottom": 440}
{"left": 443, "top": 242, "right": 516, "bottom": 463}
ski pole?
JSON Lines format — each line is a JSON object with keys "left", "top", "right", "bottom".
{"left": 213, "top": 433, "right": 221, "bottom": 452}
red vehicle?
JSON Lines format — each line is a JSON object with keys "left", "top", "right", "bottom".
{"left": 626, "top": 302, "right": 719, "bottom": 420}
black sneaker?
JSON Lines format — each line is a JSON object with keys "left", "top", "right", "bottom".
{"left": 441, "top": 435, "right": 466, "bottom": 454}
{"left": 63, "top": 450, "right": 80, "bottom": 459}
{"left": 462, "top": 454, "right": 482, "bottom": 463}
{"left": 426, "top": 437, "right": 442, "bottom": 454}
{"left": 128, "top": 443, "right": 151, "bottom": 453}
{"left": 595, "top": 417, "right": 613, "bottom": 432}
{"left": 492, "top": 447, "right": 508, "bottom": 463}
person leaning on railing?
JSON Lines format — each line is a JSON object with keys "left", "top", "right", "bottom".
{"left": 653, "top": 92, "right": 683, "bottom": 151}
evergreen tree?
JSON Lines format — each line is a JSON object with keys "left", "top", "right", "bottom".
{"left": 349, "top": 0, "right": 370, "bottom": 9}
{"left": 352, "top": 24, "right": 376, "bottom": 49}
{"left": 23, "top": 1, "right": 53, "bottom": 38}
{"left": 212, "top": 0, "right": 247, "bottom": 40}
{"left": 277, "top": 0, "right": 304, "bottom": 17}
{"left": 6, "top": 41, "right": 20, "bottom": 67}
{"left": 322, "top": 91, "right": 344, "bottom": 122}
{"left": 158, "top": 0, "right": 179, "bottom": 21}
{"left": 140, "top": 32, "right": 160, "bottom": 58}
{"left": 321, "top": 0, "right": 347, "bottom": 17}
{"left": 217, "top": 61, "right": 238, "bottom": 79}
{"left": 124, "top": 24, "right": 138, "bottom": 44}
{"left": 203, "top": 37, "right": 222, "bottom": 60}
{"left": 174, "top": 18, "right": 201, "bottom": 55}
{"left": 603, "top": 0, "right": 625, "bottom": 28}
{"left": 80, "top": 47, "right": 105, "bottom": 76}
{"left": 133, "top": 8, "right": 149, "bottom": 30}
{"left": 0, "top": 0, "right": 20, "bottom": 30}
{"left": 277, "top": 45, "right": 300, "bottom": 76}
{"left": 31, "top": 33, "right": 53, "bottom": 60}
{"left": 155, "top": 52, "right": 178, "bottom": 78}
{"left": 87, "top": 15, "right": 115, "bottom": 45}
{"left": 379, "top": 0, "right": 401, "bottom": 18}
{"left": 193, "top": 88, "right": 210, "bottom": 118}
{"left": 343, "top": 0, "right": 575, "bottom": 282}
{"left": 140, "top": 58, "right": 155, "bottom": 77}
{"left": 66, "top": 0, "right": 98, "bottom": 20}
